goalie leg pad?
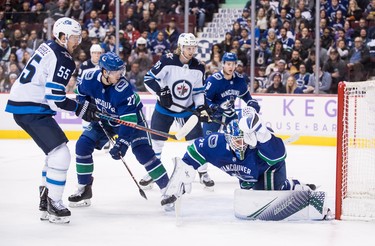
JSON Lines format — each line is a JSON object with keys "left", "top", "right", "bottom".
{"left": 163, "top": 157, "right": 196, "bottom": 198}
{"left": 234, "top": 189, "right": 329, "bottom": 221}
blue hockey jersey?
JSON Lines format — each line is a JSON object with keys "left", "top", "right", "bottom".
{"left": 204, "top": 71, "right": 259, "bottom": 114}
{"left": 76, "top": 69, "right": 144, "bottom": 141}
{"left": 5, "top": 40, "right": 77, "bottom": 115}
{"left": 183, "top": 133, "right": 286, "bottom": 183}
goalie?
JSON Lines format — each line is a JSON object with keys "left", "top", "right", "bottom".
{"left": 161, "top": 106, "right": 331, "bottom": 220}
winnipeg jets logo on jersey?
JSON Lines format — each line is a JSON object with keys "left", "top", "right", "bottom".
{"left": 172, "top": 80, "right": 192, "bottom": 100}
{"left": 61, "top": 51, "right": 73, "bottom": 60}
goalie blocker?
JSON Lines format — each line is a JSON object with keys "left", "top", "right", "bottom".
{"left": 234, "top": 189, "right": 332, "bottom": 221}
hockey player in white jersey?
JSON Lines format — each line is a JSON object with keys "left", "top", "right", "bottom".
{"left": 141, "top": 33, "right": 214, "bottom": 189}
{"left": 77, "top": 44, "right": 102, "bottom": 78}
{"left": 5, "top": 17, "right": 99, "bottom": 224}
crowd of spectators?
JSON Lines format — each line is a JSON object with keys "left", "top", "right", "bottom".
{"left": 223, "top": 0, "right": 375, "bottom": 94}
{"left": 0, "top": 0, "right": 374, "bottom": 95}
{"left": 0, "top": 0, "right": 219, "bottom": 93}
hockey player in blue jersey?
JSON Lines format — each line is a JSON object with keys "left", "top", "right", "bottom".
{"left": 203, "top": 52, "right": 260, "bottom": 137}
{"left": 161, "top": 106, "right": 316, "bottom": 206}
{"left": 68, "top": 52, "right": 174, "bottom": 210}
{"left": 5, "top": 17, "right": 98, "bottom": 223}
{"left": 140, "top": 33, "right": 215, "bottom": 189}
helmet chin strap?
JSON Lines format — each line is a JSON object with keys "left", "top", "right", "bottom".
{"left": 56, "top": 35, "right": 68, "bottom": 50}
{"left": 101, "top": 70, "right": 112, "bottom": 86}
{"left": 180, "top": 52, "right": 190, "bottom": 62}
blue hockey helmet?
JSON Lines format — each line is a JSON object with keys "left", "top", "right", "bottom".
{"left": 99, "top": 52, "right": 125, "bottom": 72}
{"left": 222, "top": 52, "right": 238, "bottom": 63}
{"left": 225, "top": 119, "right": 248, "bottom": 160}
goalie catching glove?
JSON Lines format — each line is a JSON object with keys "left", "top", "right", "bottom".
{"left": 238, "top": 107, "right": 271, "bottom": 147}
{"left": 75, "top": 101, "right": 100, "bottom": 122}
{"left": 109, "top": 138, "right": 130, "bottom": 160}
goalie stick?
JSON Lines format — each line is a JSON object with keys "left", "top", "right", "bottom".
{"left": 98, "top": 121, "right": 148, "bottom": 200}
{"left": 96, "top": 113, "right": 198, "bottom": 140}
{"left": 282, "top": 133, "right": 300, "bottom": 145}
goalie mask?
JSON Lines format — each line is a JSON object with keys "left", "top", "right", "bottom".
{"left": 225, "top": 119, "right": 248, "bottom": 160}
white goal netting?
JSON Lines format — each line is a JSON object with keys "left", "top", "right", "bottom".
{"left": 337, "top": 80, "right": 375, "bottom": 220}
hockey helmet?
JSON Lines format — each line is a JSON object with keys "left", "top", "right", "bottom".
{"left": 177, "top": 33, "right": 197, "bottom": 47}
{"left": 225, "top": 119, "right": 248, "bottom": 160}
{"left": 222, "top": 52, "right": 238, "bottom": 63}
{"left": 99, "top": 52, "right": 125, "bottom": 74}
{"left": 53, "top": 17, "right": 82, "bottom": 44}
{"left": 90, "top": 44, "right": 102, "bottom": 53}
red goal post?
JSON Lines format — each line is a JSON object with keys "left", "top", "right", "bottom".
{"left": 336, "top": 80, "right": 375, "bottom": 221}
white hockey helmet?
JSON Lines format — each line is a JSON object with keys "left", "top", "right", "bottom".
{"left": 177, "top": 33, "right": 197, "bottom": 47}
{"left": 53, "top": 17, "right": 82, "bottom": 44}
{"left": 90, "top": 44, "right": 102, "bottom": 53}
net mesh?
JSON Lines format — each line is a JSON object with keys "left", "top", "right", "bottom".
{"left": 340, "top": 80, "right": 375, "bottom": 220}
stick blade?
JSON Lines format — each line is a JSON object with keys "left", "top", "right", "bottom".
{"left": 175, "top": 115, "right": 199, "bottom": 140}
{"left": 139, "top": 188, "right": 148, "bottom": 200}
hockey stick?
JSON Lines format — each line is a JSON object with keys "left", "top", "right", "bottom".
{"left": 283, "top": 133, "right": 300, "bottom": 145}
{"left": 96, "top": 112, "right": 196, "bottom": 140}
{"left": 171, "top": 102, "right": 226, "bottom": 126}
{"left": 98, "top": 121, "right": 148, "bottom": 200}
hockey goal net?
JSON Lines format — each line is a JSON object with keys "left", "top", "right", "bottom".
{"left": 336, "top": 80, "right": 375, "bottom": 220}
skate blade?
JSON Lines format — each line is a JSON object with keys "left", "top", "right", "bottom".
{"left": 69, "top": 199, "right": 91, "bottom": 208}
{"left": 203, "top": 185, "right": 215, "bottom": 192}
{"left": 40, "top": 211, "right": 49, "bottom": 221}
{"left": 163, "top": 202, "right": 175, "bottom": 212}
{"left": 48, "top": 214, "right": 70, "bottom": 224}
{"left": 139, "top": 183, "right": 154, "bottom": 191}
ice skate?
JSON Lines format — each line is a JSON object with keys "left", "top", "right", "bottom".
{"left": 68, "top": 178, "right": 93, "bottom": 207}
{"left": 139, "top": 174, "right": 154, "bottom": 190}
{"left": 161, "top": 193, "right": 177, "bottom": 212}
{"left": 199, "top": 172, "right": 215, "bottom": 190}
{"left": 47, "top": 197, "right": 71, "bottom": 224}
{"left": 39, "top": 186, "right": 49, "bottom": 221}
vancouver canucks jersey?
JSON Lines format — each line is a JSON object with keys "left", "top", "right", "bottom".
{"left": 144, "top": 53, "right": 205, "bottom": 117}
{"left": 183, "top": 133, "right": 286, "bottom": 182}
{"left": 205, "top": 71, "right": 260, "bottom": 114}
{"left": 5, "top": 40, "right": 77, "bottom": 115}
{"left": 76, "top": 69, "right": 143, "bottom": 141}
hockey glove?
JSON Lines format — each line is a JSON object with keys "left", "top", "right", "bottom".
{"left": 109, "top": 138, "right": 130, "bottom": 160}
{"left": 238, "top": 109, "right": 271, "bottom": 146}
{"left": 196, "top": 105, "right": 212, "bottom": 123}
{"left": 158, "top": 86, "right": 173, "bottom": 108}
{"left": 247, "top": 100, "right": 260, "bottom": 113}
{"left": 75, "top": 101, "right": 100, "bottom": 122}
{"left": 209, "top": 104, "right": 235, "bottom": 118}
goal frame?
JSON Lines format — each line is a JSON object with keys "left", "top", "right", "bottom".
{"left": 335, "top": 80, "right": 375, "bottom": 220}
{"left": 335, "top": 82, "right": 346, "bottom": 220}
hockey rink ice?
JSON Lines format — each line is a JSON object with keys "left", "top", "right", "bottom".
{"left": 1, "top": 139, "right": 374, "bottom": 245}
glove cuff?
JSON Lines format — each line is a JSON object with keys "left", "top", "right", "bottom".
{"left": 256, "top": 125, "right": 271, "bottom": 143}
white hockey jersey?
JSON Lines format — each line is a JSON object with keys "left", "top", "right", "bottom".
{"left": 5, "top": 40, "right": 77, "bottom": 115}
{"left": 144, "top": 53, "right": 205, "bottom": 115}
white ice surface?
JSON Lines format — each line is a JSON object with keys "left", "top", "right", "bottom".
{"left": 0, "top": 140, "right": 374, "bottom": 246}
